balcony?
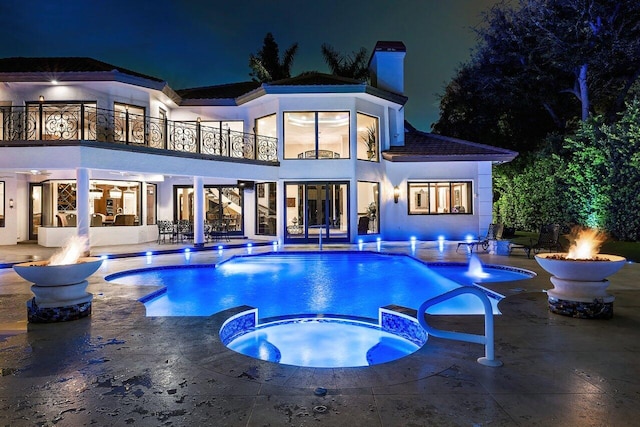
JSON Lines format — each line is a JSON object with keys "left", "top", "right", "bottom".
{"left": 0, "top": 104, "right": 278, "bottom": 162}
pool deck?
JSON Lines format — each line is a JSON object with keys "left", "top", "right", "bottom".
{"left": 1, "top": 240, "right": 639, "bottom": 426}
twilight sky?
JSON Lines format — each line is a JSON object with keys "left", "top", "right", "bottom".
{"left": 0, "top": 0, "right": 499, "bottom": 131}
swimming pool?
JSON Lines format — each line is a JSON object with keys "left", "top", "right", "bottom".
{"left": 107, "top": 251, "right": 533, "bottom": 318}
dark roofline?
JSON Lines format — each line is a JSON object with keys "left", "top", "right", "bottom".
{"left": 0, "top": 57, "right": 165, "bottom": 82}
{"left": 0, "top": 57, "right": 407, "bottom": 107}
{"left": 179, "top": 72, "right": 407, "bottom": 106}
{"left": 382, "top": 124, "right": 519, "bottom": 163}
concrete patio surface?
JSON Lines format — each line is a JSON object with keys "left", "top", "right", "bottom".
{"left": 1, "top": 241, "right": 639, "bottom": 426}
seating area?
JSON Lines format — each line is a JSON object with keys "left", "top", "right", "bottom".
{"left": 157, "top": 219, "right": 232, "bottom": 244}
{"left": 455, "top": 223, "right": 565, "bottom": 258}
{"left": 510, "top": 223, "right": 564, "bottom": 258}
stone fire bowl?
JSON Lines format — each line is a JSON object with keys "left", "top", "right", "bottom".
{"left": 13, "top": 257, "right": 103, "bottom": 286}
{"left": 535, "top": 253, "right": 626, "bottom": 281}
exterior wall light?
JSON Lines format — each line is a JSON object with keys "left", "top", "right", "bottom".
{"left": 393, "top": 186, "right": 400, "bottom": 203}
{"left": 9, "top": 198, "right": 14, "bottom": 208}
{"left": 38, "top": 95, "right": 45, "bottom": 102}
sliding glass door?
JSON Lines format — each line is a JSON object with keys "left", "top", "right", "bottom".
{"left": 284, "top": 181, "right": 348, "bottom": 243}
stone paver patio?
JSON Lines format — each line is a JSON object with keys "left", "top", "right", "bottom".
{"left": 1, "top": 241, "right": 639, "bottom": 426}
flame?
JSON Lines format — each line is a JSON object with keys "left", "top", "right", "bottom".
{"left": 49, "top": 235, "right": 89, "bottom": 266}
{"left": 566, "top": 227, "right": 607, "bottom": 260}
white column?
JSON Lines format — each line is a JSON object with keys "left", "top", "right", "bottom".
{"left": 76, "top": 167, "right": 90, "bottom": 252}
{"left": 193, "top": 176, "right": 205, "bottom": 247}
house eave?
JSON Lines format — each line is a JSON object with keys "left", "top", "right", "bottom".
{"left": 236, "top": 83, "right": 408, "bottom": 106}
{"left": 0, "top": 71, "right": 169, "bottom": 92}
{"left": 382, "top": 152, "right": 519, "bottom": 163}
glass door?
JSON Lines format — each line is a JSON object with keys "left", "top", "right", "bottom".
{"left": 29, "top": 183, "right": 43, "bottom": 241}
{"left": 284, "top": 182, "right": 348, "bottom": 243}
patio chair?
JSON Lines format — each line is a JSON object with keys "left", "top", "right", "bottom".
{"left": 512, "top": 223, "right": 563, "bottom": 258}
{"left": 456, "top": 223, "right": 503, "bottom": 253}
{"left": 157, "top": 220, "right": 175, "bottom": 243}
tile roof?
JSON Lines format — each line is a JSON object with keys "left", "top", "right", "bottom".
{"left": 176, "top": 82, "right": 262, "bottom": 99}
{"left": 0, "top": 57, "right": 164, "bottom": 82}
{"left": 268, "top": 72, "right": 366, "bottom": 86}
{"left": 177, "top": 73, "right": 365, "bottom": 100}
{"left": 382, "top": 122, "right": 518, "bottom": 163}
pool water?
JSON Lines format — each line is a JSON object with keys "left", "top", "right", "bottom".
{"left": 107, "top": 252, "right": 528, "bottom": 318}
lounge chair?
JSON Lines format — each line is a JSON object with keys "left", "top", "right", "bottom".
{"left": 456, "top": 223, "right": 503, "bottom": 253}
{"left": 511, "top": 223, "right": 563, "bottom": 258}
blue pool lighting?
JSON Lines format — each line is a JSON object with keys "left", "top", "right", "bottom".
{"left": 107, "top": 252, "right": 534, "bottom": 318}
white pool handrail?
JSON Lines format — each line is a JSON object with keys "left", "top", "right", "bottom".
{"left": 417, "top": 286, "right": 503, "bottom": 367}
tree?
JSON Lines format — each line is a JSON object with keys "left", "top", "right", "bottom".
{"left": 433, "top": 0, "right": 640, "bottom": 153}
{"left": 249, "top": 33, "right": 299, "bottom": 82}
{"left": 563, "top": 99, "right": 640, "bottom": 240}
{"left": 320, "top": 44, "right": 369, "bottom": 81}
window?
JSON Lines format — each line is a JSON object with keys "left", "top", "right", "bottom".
{"left": 256, "top": 182, "right": 277, "bottom": 235}
{"left": 408, "top": 182, "right": 472, "bottom": 214}
{"left": 284, "top": 112, "right": 350, "bottom": 159}
{"left": 0, "top": 181, "right": 4, "bottom": 227}
{"left": 174, "top": 185, "right": 244, "bottom": 235}
{"left": 357, "top": 181, "right": 379, "bottom": 234}
{"left": 26, "top": 102, "right": 97, "bottom": 141}
{"left": 357, "top": 113, "right": 379, "bottom": 161}
{"left": 256, "top": 114, "right": 276, "bottom": 138}
{"left": 37, "top": 180, "right": 141, "bottom": 227}
{"left": 114, "top": 103, "right": 146, "bottom": 144}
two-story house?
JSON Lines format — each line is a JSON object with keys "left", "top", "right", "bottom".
{"left": 0, "top": 41, "right": 516, "bottom": 248}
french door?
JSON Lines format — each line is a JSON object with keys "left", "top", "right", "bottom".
{"left": 284, "top": 181, "right": 349, "bottom": 243}
{"left": 29, "top": 183, "right": 43, "bottom": 241}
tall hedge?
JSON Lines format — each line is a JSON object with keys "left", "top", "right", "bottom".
{"left": 494, "top": 99, "right": 640, "bottom": 241}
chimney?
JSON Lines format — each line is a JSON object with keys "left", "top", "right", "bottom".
{"left": 368, "top": 41, "right": 406, "bottom": 95}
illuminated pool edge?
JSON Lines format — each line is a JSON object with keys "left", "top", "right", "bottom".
{"left": 220, "top": 307, "right": 428, "bottom": 368}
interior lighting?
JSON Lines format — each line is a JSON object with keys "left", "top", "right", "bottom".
{"left": 393, "top": 186, "right": 400, "bottom": 203}
{"left": 51, "top": 80, "right": 58, "bottom": 85}
{"left": 89, "top": 185, "right": 103, "bottom": 200}
{"left": 109, "top": 187, "right": 122, "bottom": 198}
{"left": 145, "top": 251, "right": 153, "bottom": 256}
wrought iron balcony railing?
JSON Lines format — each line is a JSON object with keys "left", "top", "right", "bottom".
{"left": 0, "top": 104, "right": 278, "bottom": 162}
